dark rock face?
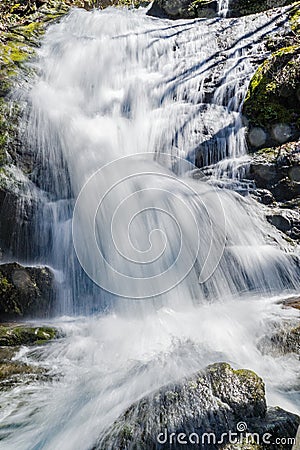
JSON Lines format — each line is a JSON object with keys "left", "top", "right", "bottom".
{"left": 147, "top": 0, "right": 218, "bottom": 19}
{"left": 0, "top": 175, "right": 37, "bottom": 260}
{"left": 147, "top": 0, "right": 295, "bottom": 19}
{"left": 249, "top": 144, "right": 300, "bottom": 228}
{"left": 243, "top": 4, "right": 300, "bottom": 151}
{"left": 227, "top": 0, "right": 295, "bottom": 17}
{"left": 0, "top": 262, "right": 55, "bottom": 319}
{"left": 95, "top": 363, "right": 299, "bottom": 450}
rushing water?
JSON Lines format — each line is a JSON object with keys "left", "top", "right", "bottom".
{"left": 0, "top": 4, "right": 300, "bottom": 449}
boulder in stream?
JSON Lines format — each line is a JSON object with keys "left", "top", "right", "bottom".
{"left": 96, "top": 362, "right": 299, "bottom": 449}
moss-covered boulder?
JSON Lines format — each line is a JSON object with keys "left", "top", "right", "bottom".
{"left": 0, "top": 324, "right": 58, "bottom": 346}
{"left": 243, "top": 46, "right": 300, "bottom": 149}
{"left": 243, "top": 3, "right": 300, "bottom": 149}
{"left": 0, "top": 262, "right": 56, "bottom": 319}
{"left": 96, "top": 363, "right": 299, "bottom": 449}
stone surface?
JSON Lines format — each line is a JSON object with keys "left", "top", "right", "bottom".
{"left": 259, "top": 322, "right": 300, "bottom": 356}
{"left": 0, "top": 324, "right": 59, "bottom": 346}
{"left": 95, "top": 363, "right": 299, "bottom": 449}
{"left": 249, "top": 144, "right": 300, "bottom": 236}
{"left": 147, "top": 0, "right": 218, "bottom": 19}
{"left": 0, "top": 262, "right": 55, "bottom": 319}
{"left": 147, "top": 0, "right": 296, "bottom": 19}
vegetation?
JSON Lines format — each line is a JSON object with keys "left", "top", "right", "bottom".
{"left": 0, "top": 324, "right": 59, "bottom": 346}
{"left": 243, "top": 45, "right": 300, "bottom": 128}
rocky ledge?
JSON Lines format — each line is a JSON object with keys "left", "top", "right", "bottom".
{"left": 147, "top": 0, "right": 296, "bottom": 20}
{"left": 96, "top": 363, "right": 299, "bottom": 449}
{"left": 0, "top": 323, "right": 59, "bottom": 389}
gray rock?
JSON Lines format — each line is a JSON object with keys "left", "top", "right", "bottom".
{"left": 252, "top": 189, "right": 275, "bottom": 205}
{"left": 267, "top": 213, "right": 291, "bottom": 232}
{"left": 147, "top": 0, "right": 218, "bottom": 19}
{"left": 147, "top": 0, "right": 295, "bottom": 19}
{"left": 95, "top": 363, "right": 299, "bottom": 450}
{"left": 272, "top": 178, "right": 300, "bottom": 202}
{"left": 0, "top": 262, "right": 56, "bottom": 319}
{"left": 259, "top": 322, "right": 300, "bottom": 356}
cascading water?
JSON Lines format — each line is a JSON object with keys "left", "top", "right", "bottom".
{"left": 0, "top": 4, "right": 299, "bottom": 449}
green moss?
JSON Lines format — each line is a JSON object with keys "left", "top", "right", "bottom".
{"left": 0, "top": 345, "right": 46, "bottom": 389}
{"left": 257, "top": 147, "right": 278, "bottom": 160}
{"left": 290, "top": 1, "right": 300, "bottom": 33}
{"left": 0, "top": 275, "right": 11, "bottom": 292}
{"left": 243, "top": 45, "right": 300, "bottom": 128}
{"left": 0, "top": 325, "right": 59, "bottom": 346}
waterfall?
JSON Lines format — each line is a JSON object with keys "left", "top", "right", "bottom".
{"left": 1, "top": 6, "right": 299, "bottom": 449}
{"left": 20, "top": 5, "right": 298, "bottom": 311}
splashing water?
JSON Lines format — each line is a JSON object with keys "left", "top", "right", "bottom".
{"left": 0, "top": 5, "right": 299, "bottom": 449}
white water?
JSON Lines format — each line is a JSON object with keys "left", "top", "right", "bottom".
{"left": 1, "top": 5, "right": 300, "bottom": 449}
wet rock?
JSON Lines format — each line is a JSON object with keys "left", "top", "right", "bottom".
{"left": 0, "top": 168, "right": 38, "bottom": 260}
{"left": 266, "top": 208, "right": 300, "bottom": 239}
{"left": 249, "top": 143, "right": 300, "bottom": 207}
{"left": 147, "top": 0, "right": 296, "bottom": 19}
{"left": 251, "top": 189, "right": 275, "bottom": 205}
{"left": 96, "top": 363, "right": 299, "bottom": 449}
{"left": 228, "top": 0, "right": 296, "bottom": 18}
{"left": 272, "top": 177, "right": 300, "bottom": 202}
{"left": 0, "top": 262, "right": 56, "bottom": 319}
{"left": 259, "top": 322, "right": 300, "bottom": 356}
{"left": 250, "top": 158, "right": 281, "bottom": 188}
{"left": 243, "top": 43, "right": 300, "bottom": 150}
{"left": 147, "top": 0, "right": 218, "bottom": 19}
{"left": 267, "top": 213, "right": 291, "bottom": 232}
{"left": 0, "top": 342, "right": 49, "bottom": 390}
{"left": 283, "top": 296, "right": 300, "bottom": 310}
{"left": 0, "top": 324, "right": 59, "bottom": 346}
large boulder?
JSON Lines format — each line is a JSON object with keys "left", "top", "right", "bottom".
{"left": 0, "top": 262, "right": 56, "bottom": 319}
{"left": 243, "top": 45, "right": 300, "bottom": 150}
{"left": 96, "top": 363, "right": 299, "bottom": 449}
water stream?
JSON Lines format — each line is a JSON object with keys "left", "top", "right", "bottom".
{"left": 0, "top": 4, "right": 299, "bottom": 449}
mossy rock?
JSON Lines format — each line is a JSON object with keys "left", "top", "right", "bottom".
{"left": 147, "top": 0, "right": 296, "bottom": 19}
{"left": 0, "top": 324, "right": 59, "bottom": 346}
{"left": 96, "top": 362, "right": 299, "bottom": 449}
{"left": 0, "top": 342, "right": 48, "bottom": 389}
{"left": 0, "top": 263, "right": 56, "bottom": 319}
{"left": 243, "top": 46, "right": 300, "bottom": 133}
